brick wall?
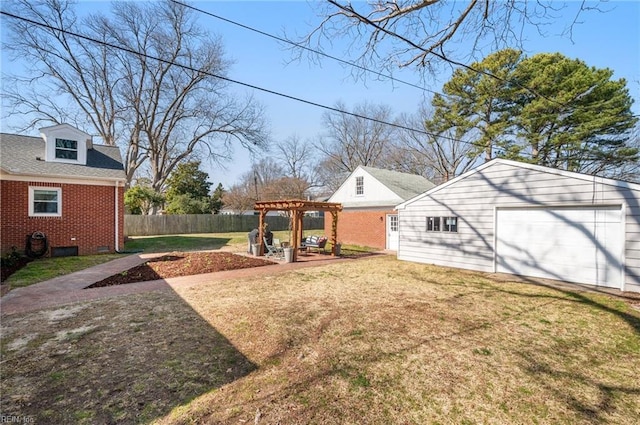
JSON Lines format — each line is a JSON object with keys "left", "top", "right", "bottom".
{"left": 0, "top": 180, "right": 124, "bottom": 256}
{"left": 324, "top": 209, "right": 394, "bottom": 250}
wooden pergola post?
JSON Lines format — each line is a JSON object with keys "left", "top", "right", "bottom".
{"left": 297, "top": 212, "right": 304, "bottom": 252}
{"left": 330, "top": 210, "right": 339, "bottom": 256}
{"left": 258, "top": 210, "right": 266, "bottom": 256}
{"left": 291, "top": 210, "right": 299, "bottom": 262}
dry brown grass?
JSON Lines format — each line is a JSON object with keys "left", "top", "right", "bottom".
{"left": 2, "top": 255, "right": 639, "bottom": 424}
{"left": 162, "top": 256, "right": 640, "bottom": 424}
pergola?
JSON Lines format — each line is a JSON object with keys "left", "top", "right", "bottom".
{"left": 254, "top": 200, "right": 343, "bottom": 262}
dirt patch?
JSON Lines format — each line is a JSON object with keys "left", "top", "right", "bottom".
{"left": 86, "top": 252, "right": 275, "bottom": 288}
{"left": 0, "top": 291, "right": 257, "bottom": 424}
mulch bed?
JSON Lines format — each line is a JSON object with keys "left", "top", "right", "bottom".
{"left": 86, "top": 252, "right": 276, "bottom": 288}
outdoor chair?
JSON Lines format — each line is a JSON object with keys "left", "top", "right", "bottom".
{"left": 264, "top": 237, "right": 284, "bottom": 259}
{"left": 301, "top": 235, "right": 328, "bottom": 253}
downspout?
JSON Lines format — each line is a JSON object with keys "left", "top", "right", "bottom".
{"left": 115, "top": 182, "right": 119, "bottom": 252}
{"left": 115, "top": 182, "right": 143, "bottom": 255}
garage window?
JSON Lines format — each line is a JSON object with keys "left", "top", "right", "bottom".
{"left": 426, "top": 216, "right": 458, "bottom": 232}
{"left": 426, "top": 216, "right": 440, "bottom": 231}
{"left": 443, "top": 217, "right": 458, "bottom": 232}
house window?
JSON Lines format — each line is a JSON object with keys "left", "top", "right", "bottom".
{"left": 355, "top": 176, "right": 364, "bottom": 196}
{"left": 426, "top": 216, "right": 441, "bottom": 232}
{"left": 55, "top": 138, "right": 78, "bottom": 160}
{"left": 29, "top": 187, "right": 62, "bottom": 217}
{"left": 443, "top": 216, "right": 458, "bottom": 232}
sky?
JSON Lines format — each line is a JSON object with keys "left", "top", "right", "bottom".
{"left": 2, "top": 0, "right": 639, "bottom": 189}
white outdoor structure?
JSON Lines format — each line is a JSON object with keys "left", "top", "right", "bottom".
{"left": 396, "top": 159, "right": 640, "bottom": 292}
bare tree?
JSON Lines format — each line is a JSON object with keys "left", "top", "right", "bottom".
{"left": 252, "top": 158, "right": 284, "bottom": 190}
{"left": 319, "top": 101, "right": 397, "bottom": 172}
{"left": 395, "top": 106, "right": 479, "bottom": 183}
{"left": 222, "top": 158, "right": 311, "bottom": 211}
{"left": 2, "top": 0, "right": 268, "bottom": 190}
{"left": 261, "top": 177, "right": 309, "bottom": 201}
{"left": 221, "top": 181, "right": 256, "bottom": 214}
{"left": 2, "top": 0, "right": 120, "bottom": 142}
{"left": 271, "top": 134, "right": 324, "bottom": 195}
{"left": 251, "top": 157, "right": 314, "bottom": 200}
{"left": 274, "top": 135, "right": 315, "bottom": 180}
{"left": 221, "top": 162, "right": 268, "bottom": 214}
{"left": 298, "top": 1, "right": 601, "bottom": 79}
{"left": 314, "top": 156, "right": 349, "bottom": 195}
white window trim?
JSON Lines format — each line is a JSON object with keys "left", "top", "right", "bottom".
{"left": 29, "top": 187, "right": 62, "bottom": 217}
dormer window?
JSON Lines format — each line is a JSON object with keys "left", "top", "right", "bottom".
{"left": 40, "top": 123, "right": 90, "bottom": 165}
{"left": 55, "top": 138, "right": 78, "bottom": 160}
{"left": 356, "top": 176, "right": 364, "bottom": 196}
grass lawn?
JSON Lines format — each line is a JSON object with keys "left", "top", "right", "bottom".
{"left": 123, "top": 230, "right": 344, "bottom": 253}
{"left": 122, "top": 232, "right": 249, "bottom": 253}
{"left": 1, "top": 256, "right": 639, "bottom": 424}
{"left": 3, "top": 254, "right": 125, "bottom": 288}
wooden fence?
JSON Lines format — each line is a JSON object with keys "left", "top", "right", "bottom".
{"left": 124, "top": 214, "right": 325, "bottom": 236}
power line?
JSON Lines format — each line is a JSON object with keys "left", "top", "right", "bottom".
{"left": 185, "top": 0, "right": 639, "bottom": 121}
{"left": 170, "top": 0, "right": 442, "bottom": 97}
{"left": 0, "top": 9, "right": 486, "bottom": 150}
{"left": 174, "top": 1, "right": 630, "bottom": 165}
{"left": 9, "top": 5, "right": 625, "bottom": 166}
{"left": 179, "top": 0, "right": 581, "bottom": 122}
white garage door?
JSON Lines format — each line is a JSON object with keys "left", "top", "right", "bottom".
{"left": 495, "top": 206, "right": 623, "bottom": 288}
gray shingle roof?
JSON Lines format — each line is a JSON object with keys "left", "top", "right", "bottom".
{"left": 360, "top": 165, "right": 435, "bottom": 200}
{"left": 0, "top": 133, "right": 125, "bottom": 181}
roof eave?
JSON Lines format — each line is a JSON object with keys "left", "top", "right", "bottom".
{"left": 0, "top": 168, "right": 126, "bottom": 184}
{"left": 396, "top": 158, "right": 640, "bottom": 210}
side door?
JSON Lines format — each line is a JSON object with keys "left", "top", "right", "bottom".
{"left": 386, "top": 214, "right": 399, "bottom": 251}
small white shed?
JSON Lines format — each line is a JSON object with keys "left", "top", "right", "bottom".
{"left": 396, "top": 159, "right": 640, "bottom": 293}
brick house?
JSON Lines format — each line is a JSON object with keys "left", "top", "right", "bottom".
{"left": 0, "top": 124, "right": 126, "bottom": 257}
{"left": 325, "top": 166, "right": 434, "bottom": 250}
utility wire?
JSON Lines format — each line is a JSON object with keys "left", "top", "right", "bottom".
{"left": 170, "top": 0, "right": 442, "bottom": 97}
{"left": 172, "top": 3, "right": 638, "bottom": 166}
{"left": 6, "top": 8, "right": 633, "bottom": 174}
{"left": 182, "top": 0, "right": 639, "bottom": 122}
{"left": 0, "top": 9, "right": 488, "bottom": 150}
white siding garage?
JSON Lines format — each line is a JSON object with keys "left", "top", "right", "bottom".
{"left": 396, "top": 159, "right": 640, "bottom": 293}
{"left": 495, "top": 206, "right": 623, "bottom": 288}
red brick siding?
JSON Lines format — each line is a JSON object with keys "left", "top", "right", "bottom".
{"left": 324, "top": 209, "right": 394, "bottom": 250}
{"left": 0, "top": 180, "right": 124, "bottom": 256}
